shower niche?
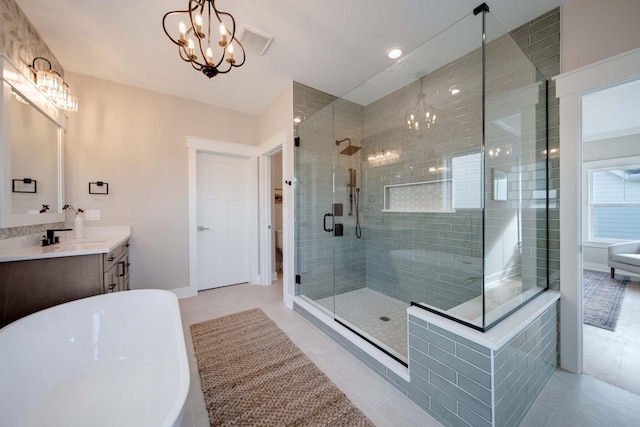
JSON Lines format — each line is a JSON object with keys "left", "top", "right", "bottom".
{"left": 383, "top": 180, "right": 453, "bottom": 212}
{"left": 293, "top": 5, "right": 560, "bottom": 425}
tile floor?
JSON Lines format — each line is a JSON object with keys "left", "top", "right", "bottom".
{"left": 315, "top": 288, "right": 410, "bottom": 363}
{"left": 583, "top": 275, "right": 640, "bottom": 395}
{"left": 178, "top": 277, "right": 640, "bottom": 427}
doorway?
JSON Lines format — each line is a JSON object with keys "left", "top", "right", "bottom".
{"left": 557, "top": 47, "right": 640, "bottom": 378}
{"left": 271, "top": 151, "right": 284, "bottom": 278}
{"left": 580, "top": 78, "right": 640, "bottom": 395}
{"left": 196, "top": 152, "right": 250, "bottom": 290}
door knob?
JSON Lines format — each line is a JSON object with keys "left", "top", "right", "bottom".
{"left": 197, "top": 226, "right": 210, "bottom": 231}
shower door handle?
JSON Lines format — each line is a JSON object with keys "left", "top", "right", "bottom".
{"left": 323, "top": 213, "right": 334, "bottom": 232}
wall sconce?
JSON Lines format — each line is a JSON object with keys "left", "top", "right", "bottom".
{"left": 428, "top": 166, "right": 449, "bottom": 173}
{"left": 89, "top": 181, "right": 109, "bottom": 195}
{"left": 29, "top": 57, "right": 78, "bottom": 112}
{"left": 367, "top": 148, "right": 400, "bottom": 166}
{"left": 487, "top": 145, "right": 512, "bottom": 158}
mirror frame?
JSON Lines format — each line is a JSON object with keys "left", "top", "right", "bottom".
{"left": 0, "top": 55, "right": 66, "bottom": 228}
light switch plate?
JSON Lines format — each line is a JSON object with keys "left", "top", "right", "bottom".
{"left": 85, "top": 209, "right": 101, "bottom": 221}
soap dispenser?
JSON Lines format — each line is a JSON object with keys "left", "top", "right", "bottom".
{"left": 73, "top": 215, "right": 84, "bottom": 239}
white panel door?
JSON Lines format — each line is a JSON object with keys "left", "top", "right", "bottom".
{"left": 197, "top": 152, "right": 249, "bottom": 290}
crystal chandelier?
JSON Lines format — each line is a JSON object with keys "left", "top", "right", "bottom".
{"left": 405, "top": 77, "right": 436, "bottom": 135}
{"left": 162, "top": 0, "right": 246, "bottom": 78}
{"left": 29, "top": 57, "right": 78, "bottom": 112}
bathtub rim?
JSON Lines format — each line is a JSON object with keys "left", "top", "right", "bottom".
{"left": 0, "top": 289, "right": 190, "bottom": 427}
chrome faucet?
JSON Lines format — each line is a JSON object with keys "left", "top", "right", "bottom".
{"left": 43, "top": 228, "right": 72, "bottom": 246}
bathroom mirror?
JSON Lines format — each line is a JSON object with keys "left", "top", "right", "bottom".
{"left": 492, "top": 168, "right": 508, "bottom": 201}
{"left": 0, "top": 55, "right": 66, "bottom": 228}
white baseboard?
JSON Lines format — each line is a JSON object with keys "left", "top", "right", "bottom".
{"left": 584, "top": 262, "right": 608, "bottom": 273}
{"left": 585, "top": 263, "right": 640, "bottom": 281}
{"left": 170, "top": 286, "right": 197, "bottom": 299}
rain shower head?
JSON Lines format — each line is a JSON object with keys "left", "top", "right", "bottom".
{"left": 336, "top": 138, "right": 361, "bottom": 155}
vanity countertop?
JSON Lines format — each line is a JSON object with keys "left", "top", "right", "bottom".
{"left": 0, "top": 226, "right": 131, "bottom": 262}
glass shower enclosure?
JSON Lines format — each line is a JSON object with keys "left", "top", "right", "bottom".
{"left": 294, "top": 5, "right": 549, "bottom": 365}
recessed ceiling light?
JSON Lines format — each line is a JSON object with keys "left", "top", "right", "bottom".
{"left": 387, "top": 49, "right": 402, "bottom": 59}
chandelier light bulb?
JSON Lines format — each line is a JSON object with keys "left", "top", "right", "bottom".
{"left": 219, "top": 23, "right": 227, "bottom": 45}
{"left": 187, "top": 38, "right": 196, "bottom": 60}
{"left": 226, "top": 43, "right": 235, "bottom": 63}
{"left": 194, "top": 14, "right": 204, "bottom": 37}
{"left": 178, "top": 21, "right": 187, "bottom": 44}
{"left": 206, "top": 47, "right": 213, "bottom": 64}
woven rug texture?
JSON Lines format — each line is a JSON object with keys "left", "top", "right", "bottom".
{"left": 190, "top": 308, "right": 374, "bottom": 427}
{"left": 583, "top": 270, "right": 629, "bottom": 331}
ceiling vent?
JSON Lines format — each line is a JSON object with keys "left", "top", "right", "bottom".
{"left": 237, "top": 23, "right": 274, "bottom": 56}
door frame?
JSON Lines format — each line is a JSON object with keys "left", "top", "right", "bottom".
{"left": 257, "top": 129, "right": 294, "bottom": 308}
{"left": 184, "top": 136, "right": 259, "bottom": 297}
{"left": 555, "top": 47, "right": 640, "bottom": 373}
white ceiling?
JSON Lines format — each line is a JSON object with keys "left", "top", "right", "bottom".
{"left": 15, "top": 0, "right": 567, "bottom": 116}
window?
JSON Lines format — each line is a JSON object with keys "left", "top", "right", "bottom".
{"left": 589, "top": 167, "right": 640, "bottom": 240}
{"left": 451, "top": 152, "right": 481, "bottom": 209}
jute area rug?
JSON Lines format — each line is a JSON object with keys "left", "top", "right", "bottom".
{"left": 583, "top": 270, "right": 629, "bottom": 331}
{"left": 190, "top": 308, "right": 375, "bottom": 427}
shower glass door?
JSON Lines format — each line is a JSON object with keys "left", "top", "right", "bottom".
{"left": 294, "top": 102, "right": 337, "bottom": 316}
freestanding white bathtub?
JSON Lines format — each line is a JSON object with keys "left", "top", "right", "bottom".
{"left": 0, "top": 290, "right": 190, "bottom": 427}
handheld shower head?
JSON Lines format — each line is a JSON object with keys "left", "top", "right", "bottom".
{"left": 336, "top": 138, "right": 361, "bottom": 155}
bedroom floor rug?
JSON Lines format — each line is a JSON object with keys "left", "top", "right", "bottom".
{"left": 583, "top": 270, "right": 629, "bottom": 331}
{"left": 190, "top": 308, "right": 374, "bottom": 427}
